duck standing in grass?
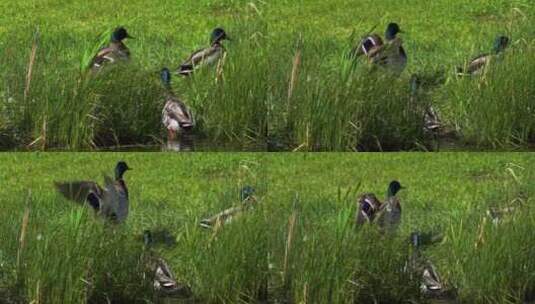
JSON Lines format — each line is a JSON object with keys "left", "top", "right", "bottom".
{"left": 176, "top": 28, "right": 230, "bottom": 76}
{"left": 54, "top": 161, "right": 131, "bottom": 223}
{"left": 375, "top": 180, "right": 404, "bottom": 233}
{"left": 142, "top": 231, "right": 192, "bottom": 299}
{"left": 200, "top": 186, "right": 257, "bottom": 229}
{"left": 355, "top": 180, "right": 404, "bottom": 231}
{"left": 353, "top": 23, "right": 407, "bottom": 74}
{"left": 161, "top": 68, "right": 195, "bottom": 143}
{"left": 407, "top": 232, "right": 451, "bottom": 299}
{"left": 457, "top": 35, "right": 509, "bottom": 76}
{"left": 89, "top": 27, "right": 133, "bottom": 72}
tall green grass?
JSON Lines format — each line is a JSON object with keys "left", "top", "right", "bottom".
{"left": 438, "top": 41, "right": 535, "bottom": 148}
{"left": 1, "top": 0, "right": 534, "bottom": 151}
{"left": 1, "top": 153, "right": 534, "bottom": 303}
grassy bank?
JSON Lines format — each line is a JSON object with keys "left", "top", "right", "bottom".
{"left": 0, "top": 0, "right": 534, "bottom": 151}
{"left": 0, "top": 153, "right": 534, "bottom": 303}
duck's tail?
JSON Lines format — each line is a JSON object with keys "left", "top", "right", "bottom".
{"left": 176, "top": 64, "right": 194, "bottom": 76}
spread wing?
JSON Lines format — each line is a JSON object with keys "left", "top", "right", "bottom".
{"left": 353, "top": 34, "right": 383, "bottom": 57}
{"left": 54, "top": 181, "right": 103, "bottom": 211}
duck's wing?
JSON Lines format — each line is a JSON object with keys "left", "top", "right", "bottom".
{"left": 54, "top": 181, "right": 103, "bottom": 211}
{"left": 424, "top": 105, "right": 441, "bottom": 133}
{"left": 421, "top": 261, "right": 444, "bottom": 295}
{"left": 89, "top": 44, "right": 130, "bottom": 71}
{"left": 466, "top": 54, "right": 490, "bottom": 74}
{"left": 356, "top": 193, "right": 381, "bottom": 225}
{"left": 353, "top": 34, "right": 383, "bottom": 57}
{"left": 200, "top": 205, "right": 243, "bottom": 229}
{"left": 162, "top": 95, "right": 195, "bottom": 130}
{"left": 177, "top": 45, "right": 223, "bottom": 75}
{"left": 153, "top": 258, "right": 192, "bottom": 297}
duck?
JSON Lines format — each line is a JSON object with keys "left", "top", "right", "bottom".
{"left": 54, "top": 161, "right": 131, "bottom": 223}
{"left": 457, "top": 35, "right": 509, "bottom": 76}
{"left": 353, "top": 23, "right": 407, "bottom": 74}
{"left": 200, "top": 186, "right": 257, "bottom": 229}
{"left": 89, "top": 27, "right": 133, "bottom": 72}
{"left": 355, "top": 181, "right": 404, "bottom": 231}
{"left": 176, "top": 28, "right": 230, "bottom": 76}
{"left": 407, "top": 232, "right": 450, "bottom": 299}
{"left": 160, "top": 68, "right": 195, "bottom": 142}
{"left": 409, "top": 74, "right": 442, "bottom": 135}
{"left": 375, "top": 180, "right": 404, "bottom": 233}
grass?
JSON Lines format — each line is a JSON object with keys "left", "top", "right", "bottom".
{"left": 0, "top": 153, "right": 534, "bottom": 303}
{"left": 0, "top": 0, "right": 534, "bottom": 151}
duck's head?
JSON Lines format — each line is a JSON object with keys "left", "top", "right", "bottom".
{"left": 385, "top": 23, "right": 403, "bottom": 40}
{"left": 387, "top": 180, "right": 404, "bottom": 197}
{"left": 211, "top": 27, "right": 229, "bottom": 44}
{"left": 111, "top": 27, "right": 133, "bottom": 42}
{"left": 240, "top": 185, "right": 255, "bottom": 201}
{"left": 160, "top": 68, "right": 172, "bottom": 88}
{"left": 492, "top": 36, "right": 509, "bottom": 54}
{"left": 115, "top": 161, "right": 131, "bottom": 179}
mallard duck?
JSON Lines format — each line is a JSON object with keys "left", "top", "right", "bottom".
{"left": 200, "top": 186, "right": 257, "bottom": 229}
{"left": 176, "top": 28, "right": 230, "bottom": 76}
{"left": 54, "top": 161, "right": 131, "bottom": 223}
{"left": 160, "top": 68, "right": 195, "bottom": 142}
{"left": 355, "top": 181, "right": 404, "bottom": 231}
{"left": 407, "top": 232, "right": 449, "bottom": 298}
{"left": 375, "top": 180, "right": 404, "bottom": 233}
{"left": 89, "top": 27, "right": 133, "bottom": 72}
{"left": 151, "top": 258, "right": 192, "bottom": 298}
{"left": 409, "top": 74, "right": 442, "bottom": 135}
{"left": 457, "top": 35, "right": 509, "bottom": 76}
{"left": 353, "top": 23, "right": 407, "bottom": 74}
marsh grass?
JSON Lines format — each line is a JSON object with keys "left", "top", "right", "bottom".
{"left": 1, "top": 0, "right": 534, "bottom": 151}
{"left": 1, "top": 153, "right": 535, "bottom": 303}
{"left": 438, "top": 41, "right": 535, "bottom": 149}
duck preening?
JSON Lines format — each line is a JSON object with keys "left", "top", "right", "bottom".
{"left": 407, "top": 232, "right": 454, "bottom": 299}
{"left": 151, "top": 258, "right": 192, "bottom": 298}
{"left": 89, "top": 27, "right": 133, "bottom": 72}
{"left": 356, "top": 181, "right": 404, "bottom": 232}
{"left": 409, "top": 74, "right": 442, "bottom": 135}
{"left": 176, "top": 28, "right": 230, "bottom": 76}
{"left": 200, "top": 186, "right": 257, "bottom": 229}
{"left": 160, "top": 68, "right": 195, "bottom": 142}
{"left": 352, "top": 23, "right": 407, "bottom": 74}
{"left": 457, "top": 35, "right": 509, "bottom": 76}
{"left": 54, "top": 161, "right": 131, "bottom": 223}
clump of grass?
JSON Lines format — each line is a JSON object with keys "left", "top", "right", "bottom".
{"left": 439, "top": 41, "right": 535, "bottom": 149}
{"left": 268, "top": 31, "right": 425, "bottom": 151}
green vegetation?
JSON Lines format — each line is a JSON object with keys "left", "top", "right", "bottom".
{"left": 0, "top": 0, "right": 534, "bottom": 151}
{"left": 0, "top": 153, "right": 534, "bottom": 303}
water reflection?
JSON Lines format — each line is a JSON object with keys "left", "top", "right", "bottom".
{"left": 163, "top": 133, "right": 195, "bottom": 152}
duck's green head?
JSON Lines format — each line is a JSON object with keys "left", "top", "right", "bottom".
{"left": 160, "top": 68, "right": 172, "bottom": 88}
{"left": 492, "top": 36, "right": 509, "bottom": 54}
{"left": 111, "top": 27, "right": 133, "bottom": 42}
{"left": 385, "top": 23, "right": 403, "bottom": 40}
{"left": 240, "top": 185, "right": 255, "bottom": 201}
{"left": 387, "top": 180, "right": 404, "bottom": 197}
{"left": 211, "top": 28, "right": 229, "bottom": 44}
{"left": 115, "top": 161, "right": 131, "bottom": 179}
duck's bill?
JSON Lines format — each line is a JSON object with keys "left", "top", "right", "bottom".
{"left": 126, "top": 34, "right": 135, "bottom": 39}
